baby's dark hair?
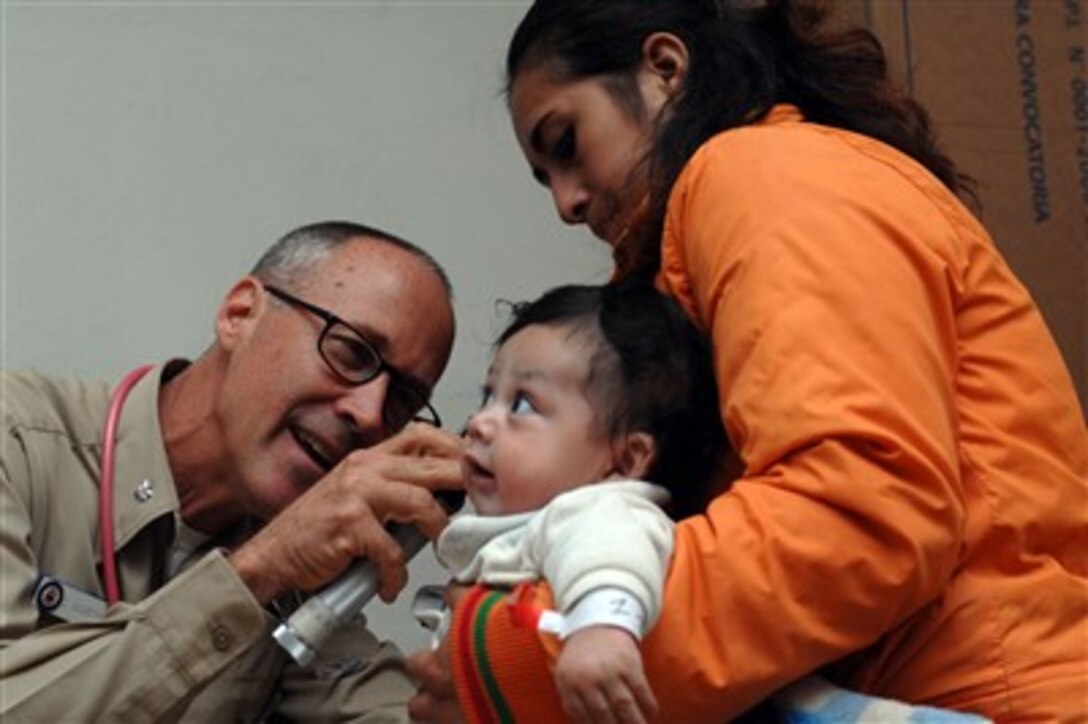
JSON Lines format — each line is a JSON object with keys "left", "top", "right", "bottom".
{"left": 498, "top": 279, "right": 728, "bottom": 517}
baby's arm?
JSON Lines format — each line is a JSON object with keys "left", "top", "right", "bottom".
{"left": 529, "top": 483, "right": 675, "bottom": 723}
{"left": 553, "top": 588, "right": 658, "bottom": 723}
{"left": 557, "top": 626, "right": 656, "bottom": 723}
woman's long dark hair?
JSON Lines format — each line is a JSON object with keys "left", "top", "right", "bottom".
{"left": 507, "top": 0, "right": 974, "bottom": 278}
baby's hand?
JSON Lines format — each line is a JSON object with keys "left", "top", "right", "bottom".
{"left": 553, "top": 626, "right": 658, "bottom": 724}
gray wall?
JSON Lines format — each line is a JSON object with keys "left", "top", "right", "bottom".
{"left": 2, "top": 1, "right": 610, "bottom": 653}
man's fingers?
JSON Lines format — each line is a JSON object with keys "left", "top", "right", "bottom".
{"left": 341, "top": 446, "right": 462, "bottom": 491}
{"left": 354, "top": 480, "right": 450, "bottom": 539}
{"left": 372, "top": 537, "right": 409, "bottom": 602}
{"left": 377, "top": 455, "right": 464, "bottom": 495}
{"left": 327, "top": 466, "right": 447, "bottom": 531}
{"left": 377, "top": 422, "right": 464, "bottom": 459}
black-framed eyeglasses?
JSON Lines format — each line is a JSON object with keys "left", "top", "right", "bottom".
{"left": 263, "top": 284, "right": 442, "bottom": 431}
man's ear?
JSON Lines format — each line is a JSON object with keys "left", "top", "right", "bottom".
{"left": 639, "top": 31, "right": 689, "bottom": 95}
{"left": 215, "top": 277, "right": 264, "bottom": 351}
{"left": 613, "top": 431, "right": 657, "bottom": 480}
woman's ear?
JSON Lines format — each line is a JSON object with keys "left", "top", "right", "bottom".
{"left": 215, "top": 277, "right": 264, "bottom": 351}
{"left": 613, "top": 431, "right": 658, "bottom": 480}
{"left": 639, "top": 31, "right": 689, "bottom": 94}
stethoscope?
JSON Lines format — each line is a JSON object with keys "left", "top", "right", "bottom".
{"left": 33, "top": 364, "right": 154, "bottom": 619}
{"left": 97, "top": 364, "right": 155, "bottom": 605}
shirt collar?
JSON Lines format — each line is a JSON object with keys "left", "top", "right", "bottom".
{"left": 111, "top": 362, "right": 184, "bottom": 549}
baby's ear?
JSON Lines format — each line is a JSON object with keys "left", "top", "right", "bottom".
{"left": 613, "top": 432, "right": 657, "bottom": 480}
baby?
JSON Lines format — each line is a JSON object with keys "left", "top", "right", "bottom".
{"left": 433, "top": 279, "right": 725, "bottom": 721}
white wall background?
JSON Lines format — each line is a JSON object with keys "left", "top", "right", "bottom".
{"left": 1, "top": 0, "right": 611, "bottom": 654}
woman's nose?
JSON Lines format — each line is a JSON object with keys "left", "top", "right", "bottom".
{"left": 551, "top": 176, "right": 589, "bottom": 225}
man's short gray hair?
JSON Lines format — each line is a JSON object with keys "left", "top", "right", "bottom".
{"left": 251, "top": 220, "right": 452, "bottom": 297}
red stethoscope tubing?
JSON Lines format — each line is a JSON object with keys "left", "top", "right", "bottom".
{"left": 99, "top": 364, "right": 154, "bottom": 606}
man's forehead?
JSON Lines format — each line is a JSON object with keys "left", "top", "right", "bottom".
{"left": 307, "top": 238, "right": 452, "bottom": 380}
{"left": 321, "top": 235, "right": 422, "bottom": 277}
{"left": 306, "top": 239, "right": 441, "bottom": 303}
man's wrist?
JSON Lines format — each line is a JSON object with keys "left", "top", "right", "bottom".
{"left": 227, "top": 542, "right": 280, "bottom": 605}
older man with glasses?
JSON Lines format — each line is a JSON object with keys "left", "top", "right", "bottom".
{"left": 0, "top": 221, "right": 462, "bottom": 721}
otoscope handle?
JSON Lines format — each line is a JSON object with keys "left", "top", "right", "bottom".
{"left": 273, "top": 524, "right": 428, "bottom": 667}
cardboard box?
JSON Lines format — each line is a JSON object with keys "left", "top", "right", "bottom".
{"left": 836, "top": 0, "right": 1087, "bottom": 409}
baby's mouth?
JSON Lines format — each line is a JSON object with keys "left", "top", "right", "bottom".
{"left": 464, "top": 454, "right": 496, "bottom": 488}
{"left": 467, "top": 458, "right": 492, "bottom": 478}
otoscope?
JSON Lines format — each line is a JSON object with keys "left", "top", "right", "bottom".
{"left": 273, "top": 489, "right": 464, "bottom": 667}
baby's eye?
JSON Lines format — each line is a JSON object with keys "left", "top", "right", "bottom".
{"left": 478, "top": 387, "right": 494, "bottom": 409}
{"left": 511, "top": 393, "right": 537, "bottom": 416}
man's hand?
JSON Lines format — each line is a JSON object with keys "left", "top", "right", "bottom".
{"left": 229, "top": 423, "right": 463, "bottom": 604}
{"left": 554, "top": 627, "right": 658, "bottom": 724}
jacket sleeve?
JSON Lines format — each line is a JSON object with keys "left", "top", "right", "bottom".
{"left": 449, "top": 127, "right": 969, "bottom": 721}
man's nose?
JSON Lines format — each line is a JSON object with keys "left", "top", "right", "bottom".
{"left": 332, "top": 373, "right": 391, "bottom": 439}
{"left": 551, "top": 176, "right": 589, "bottom": 225}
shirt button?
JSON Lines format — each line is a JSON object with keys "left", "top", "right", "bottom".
{"left": 210, "top": 624, "right": 234, "bottom": 652}
{"left": 133, "top": 479, "right": 154, "bottom": 503}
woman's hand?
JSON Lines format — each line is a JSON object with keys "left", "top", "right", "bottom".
{"left": 407, "top": 583, "right": 470, "bottom": 723}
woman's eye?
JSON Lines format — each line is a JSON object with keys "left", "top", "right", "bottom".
{"left": 511, "top": 393, "right": 536, "bottom": 416}
{"left": 552, "top": 127, "right": 576, "bottom": 162}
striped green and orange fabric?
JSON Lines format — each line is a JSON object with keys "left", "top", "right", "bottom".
{"left": 450, "top": 584, "right": 566, "bottom": 724}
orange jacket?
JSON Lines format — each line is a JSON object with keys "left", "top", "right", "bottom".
{"left": 450, "top": 106, "right": 1087, "bottom": 722}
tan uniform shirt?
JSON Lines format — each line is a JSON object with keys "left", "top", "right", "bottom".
{"left": 0, "top": 365, "right": 414, "bottom": 722}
